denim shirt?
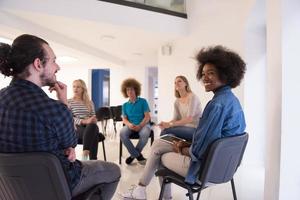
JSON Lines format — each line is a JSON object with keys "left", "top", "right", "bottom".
{"left": 185, "top": 86, "right": 246, "bottom": 184}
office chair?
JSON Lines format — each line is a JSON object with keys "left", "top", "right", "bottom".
{"left": 155, "top": 133, "right": 249, "bottom": 200}
{"left": 77, "top": 132, "right": 107, "bottom": 161}
{"left": 96, "top": 107, "right": 112, "bottom": 136}
{"left": 110, "top": 105, "right": 123, "bottom": 138}
{"left": 0, "top": 152, "right": 103, "bottom": 200}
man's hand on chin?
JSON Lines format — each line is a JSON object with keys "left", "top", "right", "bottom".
{"left": 49, "top": 81, "right": 68, "bottom": 105}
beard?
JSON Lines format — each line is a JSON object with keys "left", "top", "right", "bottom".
{"left": 40, "top": 72, "right": 56, "bottom": 87}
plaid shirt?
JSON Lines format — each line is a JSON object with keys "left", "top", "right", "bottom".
{"left": 0, "top": 79, "right": 81, "bottom": 190}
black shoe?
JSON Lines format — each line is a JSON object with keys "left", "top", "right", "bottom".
{"left": 125, "top": 156, "right": 135, "bottom": 165}
{"left": 137, "top": 154, "right": 147, "bottom": 165}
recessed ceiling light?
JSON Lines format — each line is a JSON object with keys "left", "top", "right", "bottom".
{"left": 100, "top": 35, "right": 115, "bottom": 40}
{"left": 133, "top": 52, "right": 143, "bottom": 56}
{"left": 57, "top": 56, "right": 78, "bottom": 63}
{"left": 0, "top": 36, "right": 13, "bottom": 44}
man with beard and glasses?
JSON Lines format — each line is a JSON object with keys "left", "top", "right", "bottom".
{"left": 0, "top": 34, "right": 120, "bottom": 199}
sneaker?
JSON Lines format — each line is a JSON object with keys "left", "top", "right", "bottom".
{"left": 137, "top": 154, "right": 146, "bottom": 165}
{"left": 121, "top": 185, "right": 146, "bottom": 200}
{"left": 125, "top": 156, "right": 135, "bottom": 165}
{"left": 82, "top": 154, "right": 89, "bottom": 161}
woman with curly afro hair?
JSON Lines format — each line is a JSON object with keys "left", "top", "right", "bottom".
{"left": 120, "top": 78, "right": 151, "bottom": 165}
{"left": 121, "top": 46, "right": 246, "bottom": 200}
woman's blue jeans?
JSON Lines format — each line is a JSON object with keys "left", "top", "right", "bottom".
{"left": 160, "top": 126, "right": 195, "bottom": 141}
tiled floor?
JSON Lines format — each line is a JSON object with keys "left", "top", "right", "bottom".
{"left": 76, "top": 125, "right": 264, "bottom": 200}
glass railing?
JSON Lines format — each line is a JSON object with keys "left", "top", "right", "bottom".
{"left": 99, "top": 0, "right": 187, "bottom": 18}
{"left": 125, "top": 0, "right": 186, "bottom": 14}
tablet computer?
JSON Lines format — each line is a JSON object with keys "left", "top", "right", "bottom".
{"left": 160, "top": 134, "right": 187, "bottom": 145}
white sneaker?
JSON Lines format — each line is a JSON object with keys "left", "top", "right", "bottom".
{"left": 121, "top": 185, "right": 147, "bottom": 200}
{"left": 81, "top": 154, "right": 89, "bottom": 161}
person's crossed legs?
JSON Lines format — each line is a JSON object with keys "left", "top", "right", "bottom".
{"left": 120, "top": 125, "right": 151, "bottom": 165}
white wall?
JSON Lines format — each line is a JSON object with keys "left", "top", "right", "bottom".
{"left": 157, "top": 0, "right": 255, "bottom": 122}
{"left": 109, "top": 61, "right": 148, "bottom": 107}
{"left": 0, "top": 74, "right": 11, "bottom": 89}
{"left": 244, "top": 0, "right": 266, "bottom": 167}
{"left": 280, "top": 0, "right": 300, "bottom": 199}
{"left": 264, "top": 0, "right": 300, "bottom": 199}
{"left": 157, "top": 42, "right": 205, "bottom": 122}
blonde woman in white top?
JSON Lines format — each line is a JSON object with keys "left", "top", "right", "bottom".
{"left": 159, "top": 75, "right": 202, "bottom": 141}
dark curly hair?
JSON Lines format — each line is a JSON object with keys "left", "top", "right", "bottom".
{"left": 196, "top": 45, "right": 246, "bottom": 88}
{"left": 0, "top": 34, "right": 48, "bottom": 78}
{"left": 121, "top": 78, "right": 141, "bottom": 98}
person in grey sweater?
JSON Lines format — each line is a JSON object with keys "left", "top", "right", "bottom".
{"left": 159, "top": 75, "right": 202, "bottom": 141}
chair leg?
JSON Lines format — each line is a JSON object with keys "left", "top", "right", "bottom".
{"left": 150, "top": 135, "right": 154, "bottom": 145}
{"left": 158, "top": 179, "right": 167, "bottom": 200}
{"left": 119, "top": 139, "right": 122, "bottom": 164}
{"left": 231, "top": 179, "right": 237, "bottom": 200}
{"left": 187, "top": 188, "right": 194, "bottom": 200}
{"left": 102, "top": 141, "right": 107, "bottom": 161}
{"left": 104, "top": 120, "right": 107, "bottom": 136}
{"left": 196, "top": 190, "right": 201, "bottom": 200}
{"left": 113, "top": 121, "right": 117, "bottom": 136}
{"left": 101, "top": 121, "right": 106, "bottom": 136}
{"left": 150, "top": 130, "right": 154, "bottom": 145}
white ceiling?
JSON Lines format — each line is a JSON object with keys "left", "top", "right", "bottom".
{"left": 0, "top": 0, "right": 188, "bottom": 68}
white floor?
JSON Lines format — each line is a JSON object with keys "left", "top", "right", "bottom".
{"left": 76, "top": 124, "right": 264, "bottom": 200}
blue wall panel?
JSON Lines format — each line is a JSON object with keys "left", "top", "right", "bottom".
{"left": 91, "top": 69, "right": 110, "bottom": 109}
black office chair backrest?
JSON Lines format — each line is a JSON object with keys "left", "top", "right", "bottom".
{"left": 110, "top": 105, "right": 122, "bottom": 122}
{"left": 96, "top": 107, "right": 112, "bottom": 121}
{"left": 0, "top": 152, "right": 71, "bottom": 200}
{"left": 200, "top": 133, "right": 248, "bottom": 187}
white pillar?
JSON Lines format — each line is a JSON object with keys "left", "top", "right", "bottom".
{"left": 279, "top": 0, "right": 300, "bottom": 199}
{"left": 265, "top": 0, "right": 282, "bottom": 199}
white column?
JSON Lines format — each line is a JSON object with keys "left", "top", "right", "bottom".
{"left": 265, "top": 0, "right": 282, "bottom": 199}
{"left": 280, "top": 0, "right": 300, "bottom": 199}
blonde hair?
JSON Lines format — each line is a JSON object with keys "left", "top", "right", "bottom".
{"left": 174, "top": 75, "right": 192, "bottom": 98}
{"left": 73, "top": 79, "right": 93, "bottom": 112}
